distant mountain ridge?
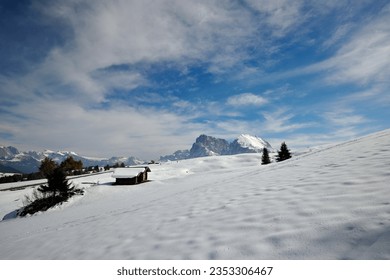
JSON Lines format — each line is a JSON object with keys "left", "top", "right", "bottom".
{"left": 0, "top": 146, "right": 143, "bottom": 174}
{"left": 1, "top": 134, "right": 273, "bottom": 173}
{"left": 160, "top": 134, "right": 273, "bottom": 161}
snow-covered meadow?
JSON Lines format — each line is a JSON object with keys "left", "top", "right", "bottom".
{"left": 0, "top": 130, "right": 389, "bottom": 259}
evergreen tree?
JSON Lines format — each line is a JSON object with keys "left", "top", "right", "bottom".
{"left": 60, "top": 156, "right": 83, "bottom": 174}
{"left": 38, "top": 167, "right": 76, "bottom": 198}
{"left": 39, "top": 157, "right": 58, "bottom": 177}
{"left": 276, "top": 142, "right": 292, "bottom": 162}
{"left": 261, "top": 148, "right": 271, "bottom": 165}
{"left": 20, "top": 167, "right": 83, "bottom": 217}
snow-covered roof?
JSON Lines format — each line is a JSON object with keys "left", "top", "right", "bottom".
{"left": 112, "top": 167, "right": 150, "bottom": 178}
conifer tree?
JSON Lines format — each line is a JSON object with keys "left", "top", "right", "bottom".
{"left": 20, "top": 167, "right": 83, "bottom": 216}
{"left": 261, "top": 147, "right": 271, "bottom": 165}
{"left": 60, "top": 156, "right": 83, "bottom": 174}
{"left": 39, "top": 157, "right": 58, "bottom": 177}
{"left": 276, "top": 142, "right": 292, "bottom": 162}
{"left": 38, "top": 167, "right": 75, "bottom": 198}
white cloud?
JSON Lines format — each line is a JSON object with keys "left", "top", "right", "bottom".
{"left": 2, "top": 0, "right": 387, "bottom": 158}
{"left": 242, "top": 2, "right": 390, "bottom": 91}
{"left": 227, "top": 93, "right": 268, "bottom": 107}
{"left": 340, "top": 86, "right": 390, "bottom": 106}
{"left": 324, "top": 107, "right": 369, "bottom": 127}
{"left": 322, "top": 23, "right": 354, "bottom": 49}
{"left": 93, "top": 71, "right": 146, "bottom": 92}
{"left": 31, "top": 0, "right": 260, "bottom": 95}
{"left": 3, "top": 0, "right": 327, "bottom": 107}
{"left": 303, "top": 3, "right": 390, "bottom": 85}
{"left": 27, "top": 0, "right": 330, "bottom": 104}
{"left": 2, "top": 97, "right": 205, "bottom": 159}
{"left": 262, "top": 109, "right": 315, "bottom": 133}
{"left": 0, "top": 0, "right": 268, "bottom": 121}
{"left": 244, "top": 0, "right": 305, "bottom": 36}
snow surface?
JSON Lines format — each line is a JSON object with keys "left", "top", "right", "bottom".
{"left": 0, "top": 129, "right": 390, "bottom": 259}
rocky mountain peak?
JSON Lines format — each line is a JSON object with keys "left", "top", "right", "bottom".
{"left": 0, "top": 146, "right": 20, "bottom": 160}
{"left": 190, "top": 135, "right": 230, "bottom": 157}
{"left": 160, "top": 133, "right": 274, "bottom": 161}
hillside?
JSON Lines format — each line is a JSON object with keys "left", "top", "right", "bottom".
{"left": 0, "top": 129, "right": 389, "bottom": 259}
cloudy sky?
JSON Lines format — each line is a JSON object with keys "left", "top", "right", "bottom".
{"left": 1, "top": 0, "right": 389, "bottom": 159}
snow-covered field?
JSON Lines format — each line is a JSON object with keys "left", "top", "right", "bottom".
{"left": 0, "top": 129, "right": 389, "bottom": 259}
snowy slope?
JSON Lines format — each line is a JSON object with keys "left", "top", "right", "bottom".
{"left": 0, "top": 129, "right": 389, "bottom": 259}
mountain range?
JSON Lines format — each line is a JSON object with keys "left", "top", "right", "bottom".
{"left": 1, "top": 134, "right": 273, "bottom": 174}
{"left": 0, "top": 147, "right": 143, "bottom": 174}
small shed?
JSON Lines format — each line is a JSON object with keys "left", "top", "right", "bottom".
{"left": 112, "top": 167, "right": 151, "bottom": 185}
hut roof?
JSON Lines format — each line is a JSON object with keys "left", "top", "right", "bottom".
{"left": 112, "top": 167, "right": 150, "bottom": 179}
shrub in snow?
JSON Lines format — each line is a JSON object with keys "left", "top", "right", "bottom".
{"left": 276, "top": 142, "right": 292, "bottom": 162}
{"left": 18, "top": 167, "right": 83, "bottom": 217}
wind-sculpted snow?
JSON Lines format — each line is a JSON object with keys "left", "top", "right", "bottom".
{"left": 0, "top": 129, "right": 389, "bottom": 259}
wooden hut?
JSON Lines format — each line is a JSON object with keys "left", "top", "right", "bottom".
{"left": 112, "top": 167, "right": 151, "bottom": 185}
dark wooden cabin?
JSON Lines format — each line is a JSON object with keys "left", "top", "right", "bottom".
{"left": 112, "top": 167, "right": 151, "bottom": 185}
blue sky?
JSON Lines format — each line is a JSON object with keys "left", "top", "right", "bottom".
{"left": 1, "top": 0, "right": 389, "bottom": 159}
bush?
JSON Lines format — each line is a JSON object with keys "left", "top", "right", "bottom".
{"left": 19, "top": 190, "right": 68, "bottom": 216}
{"left": 18, "top": 167, "right": 83, "bottom": 217}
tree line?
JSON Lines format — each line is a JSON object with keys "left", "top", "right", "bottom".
{"left": 0, "top": 156, "right": 125, "bottom": 184}
{"left": 261, "top": 142, "right": 292, "bottom": 165}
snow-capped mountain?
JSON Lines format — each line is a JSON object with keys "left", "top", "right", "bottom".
{"left": 159, "top": 150, "right": 190, "bottom": 162}
{"left": 0, "top": 146, "right": 41, "bottom": 173}
{"left": 190, "top": 134, "right": 231, "bottom": 157}
{"left": 0, "top": 146, "right": 143, "bottom": 173}
{"left": 0, "top": 146, "right": 19, "bottom": 160}
{"left": 160, "top": 134, "right": 273, "bottom": 161}
{"left": 230, "top": 134, "right": 274, "bottom": 154}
